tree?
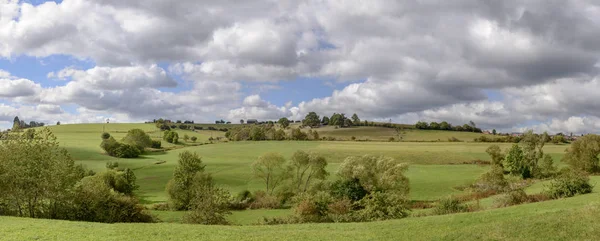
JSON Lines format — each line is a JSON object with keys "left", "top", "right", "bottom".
{"left": 492, "top": 129, "right": 497, "bottom": 135}
{"left": 163, "top": 130, "right": 179, "bottom": 144}
{"left": 288, "top": 151, "right": 329, "bottom": 193}
{"left": 0, "top": 128, "right": 84, "bottom": 218}
{"left": 415, "top": 121, "right": 429, "bottom": 129}
{"left": 166, "top": 151, "right": 206, "bottom": 210}
{"left": 12, "top": 116, "right": 21, "bottom": 131}
{"left": 190, "top": 136, "right": 197, "bottom": 142}
{"left": 351, "top": 114, "right": 361, "bottom": 125}
{"left": 337, "top": 155, "right": 409, "bottom": 195}
{"left": 330, "top": 113, "right": 345, "bottom": 127}
{"left": 520, "top": 131, "right": 549, "bottom": 178}
{"left": 440, "top": 121, "right": 451, "bottom": 130}
{"left": 183, "top": 134, "right": 190, "bottom": 142}
{"left": 552, "top": 135, "right": 567, "bottom": 144}
{"left": 429, "top": 122, "right": 440, "bottom": 130}
{"left": 240, "top": 119, "right": 244, "bottom": 124}
{"left": 303, "top": 112, "right": 321, "bottom": 128}
{"left": 486, "top": 145, "right": 505, "bottom": 167}
{"left": 469, "top": 121, "right": 476, "bottom": 132}
{"left": 122, "top": 129, "right": 152, "bottom": 151}
{"left": 562, "top": 135, "right": 600, "bottom": 173}
{"left": 505, "top": 144, "right": 525, "bottom": 177}
{"left": 278, "top": 117, "right": 290, "bottom": 128}
{"left": 321, "top": 116, "right": 330, "bottom": 125}
{"left": 252, "top": 152, "right": 290, "bottom": 194}
{"left": 184, "top": 185, "right": 231, "bottom": 225}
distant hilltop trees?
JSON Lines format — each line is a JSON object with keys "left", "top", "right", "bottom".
{"left": 12, "top": 116, "right": 45, "bottom": 131}
{"left": 415, "top": 120, "right": 482, "bottom": 133}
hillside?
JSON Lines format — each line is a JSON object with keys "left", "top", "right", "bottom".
{"left": 314, "top": 125, "right": 489, "bottom": 141}
{"left": 1, "top": 191, "right": 599, "bottom": 241}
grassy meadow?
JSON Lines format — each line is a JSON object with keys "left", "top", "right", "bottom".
{"left": 26, "top": 123, "right": 578, "bottom": 227}
{"left": 2, "top": 122, "right": 596, "bottom": 239}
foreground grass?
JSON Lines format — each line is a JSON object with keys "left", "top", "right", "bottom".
{"left": 2, "top": 192, "right": 599, "bottom": 241}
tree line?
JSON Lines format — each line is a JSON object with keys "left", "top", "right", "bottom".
{"left": 415, "top": 120, "right": 482, "bottom": 133}
{"left": 11, "top": 116, "right": 45, "bottom": 131}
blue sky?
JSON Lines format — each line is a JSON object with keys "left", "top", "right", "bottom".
{"left": 1, "top": 0, "right": 600, "bottom": 134}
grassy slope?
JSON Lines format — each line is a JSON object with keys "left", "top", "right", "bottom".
{"left": 41, "top": 124, "right": 568, "bottom": 203}
{"left": 2, "top": 192, "right": 599, "bottom": 241}
{"left": 315, "top": 126, "right": 492, "bottom": 141}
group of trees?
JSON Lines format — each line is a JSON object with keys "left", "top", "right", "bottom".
{"left": 249, "top": 152, "right": 411, "bottom": 223}
{"left": 225, "top": 125, "right": 320, "bottom": 142}
{"left": 0, "top": 128, "right": 154, "bottom": 223}
{"left": 101, "top": 129, "right": 156, "bottom": 158}
{"left": 11, "top": 116, "right": 45, "bottom": 131}
{"left": 415, "top": 121, "right": 482, "bottom": 133}
{"left": 163, "top": 130, "right": 180, "bottom": 144}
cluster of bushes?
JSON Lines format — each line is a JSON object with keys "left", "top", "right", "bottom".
{"left": 253, "top": 154, "right": 411, "bottom": 224}
{"left": 0, "top": 128, "right": 155, "bottom": 223}
{"left": 473, "top": 135, "right": 522, "bottom": 143}
{"left": 163, "top": 130, "right": 179, "bottom": 144}
{"left": 100, "top": 129, "right": 155, "bottom": 158}
{"left": 415, "top": 121, "right": 482, "bottom": 133}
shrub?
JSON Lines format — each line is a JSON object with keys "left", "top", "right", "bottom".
{"left": 562, "top": 135, "right": 600, "bottom": 173}
{"left": 547, "top": 169, "right": 593, "bottom": 199}
{"left": 122, "top": 129, "right": 152, "bottom": 151}
{"left": 184, "top": 187, "right": 231, "bottom": 225}
{"left": 473, "top": 166, "right": 508, "bottom": 193}
{"left": 327, "top": 198, "right": 354, "bottom": 222}
{"left": 248, "top": 191, "right": 281, "bottom": 209}
{"left": 330, "top": 178, "right": 369, "bottom": 202}
{"left": 494, "top": 189, "right": 529, "bottom": 207}
{"left": 163, "top": 130, "right": 179, "bottom": 144}
{"left": 190, "top": 136, "right": 197, "bottom": 142}
{"left": 292, "top": 192, "right": 333, "bottom": 223}
{"left": 151, "top": 140, "right": 162, "bottom": 149}
{"left": 183, "top": 134, "right": 190, "bottom": 142}
{"left": 448, "top": 137, "right": 461, "bottom": 142}
{"left": 229, "top": 190, "right": 254, "bottom": 210}
{"left": 73, "top": 175, "right": 155, "bottom": 223}
{"left": 433, "top": 197, "right": 468, "bottom": 215}
{"left": 106, "top": 161, "right": 119, "bottom": 169}
{"left": 351, "top": 136, "right": 356, "bottom": 141}
{"left": 113, "top": 143, "right": 142, "bottom": 158}
{"left": 388, "top": 137, "right": 395, "bottom": 142}
{"left": 356, "top": 192, "right": 410, "bottom": 221}
{"left": 101, "top": 132, "right": 111, "bottom": 140}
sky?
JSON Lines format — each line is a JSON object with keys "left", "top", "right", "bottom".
{"left": 1, "top": 0, "right": 600, "bottom": 134}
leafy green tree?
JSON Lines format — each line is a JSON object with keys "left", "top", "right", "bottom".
{"left": 469, "top": 121, "right": 476, "bottom": 132}
{"left": 321, "top": 116, "right": 330, "bottom": 125}
{"left": 289, "top": 151, "right": 329, "bottom": 193}
{"left": 539, "top": 154, "right": 557, "bottom": 178}
{"left": 12, "top": 116, "right": 20, "bottom": 131}
{"left": 0, "top": 128, "right": 84, "bottom": 218}
{"left": 166, "top": 151, "right": 206, "bottom": 210}
{"left": 278, "top": 117, "right": 290, "bottom": 128}
{"left": 415, "top": 121, "right": 429, "bottom": 129}
{"left": 330, "top": 113, "right": 345, "bottom": 127}
{"left": 163, "top": 130, "right": 179, "bottom": 144}
{"left": 290, "top": 128, "right": 308, "bottom": 140}
{"left": 351, "top": 113, "right": 361, "bottom": 125}
{"left": 184, "top": 185, "right": 231, "bottom": 225}
{"left": 562, "top": 135, "right": 600, "bottom": 173}
{"left": 252, "top": 152, "right": 290, "bottom": 194}
{"left": 183, "top": 134, "right": 190, "bottom": 142}
{"left": 101, "top": 132, "right": 111, "bottom": 140}
{"left": 337, "top": 155, "right": 409, "bottom": 195}
{"left": 492, "top": 129, "right": 497, "bottom": 135}
{"left": 274, "top": 129, "right": 287, "bottom": 140}
{"left": 486, "top": 145, "right": 505, "bottom": 167}
{"left": 429, "top": 122, "right": 440, "bottom": 130}
{"left": 521, "top": 131, "right": 549, "bottom": 178}
{"left": 505, "top": 144, "right": 525, "bottom": 177}
{"left": 440, "top": 121, "right": 451, "bottom": 130}
{"left": 250, "top": 126, "right": 266, "bottom": 140}
{"left": 122, "top": 129, "right": 152, "bottom": 151}
{"left": 303, "top": 112, "right": 321, "bottom": 127}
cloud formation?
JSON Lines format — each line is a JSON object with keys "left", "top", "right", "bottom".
{"left": 0, "top": 0, "right": 599, "bottom": 133}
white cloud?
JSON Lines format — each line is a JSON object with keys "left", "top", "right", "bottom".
{"left": 48, "top": 65, "right": 177, "bottom": 90}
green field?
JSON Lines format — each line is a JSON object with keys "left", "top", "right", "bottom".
{"left": 315, "top": 126, "right": 492, "bottom": 142}
{"left": 6, "top": 123, "right": 595, "bottom": 240}
{"left": 2, "top": 191, "right": 599, "bottom": 240}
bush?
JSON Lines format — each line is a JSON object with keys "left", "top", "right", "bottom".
{"left": 292, "top": 192, "right": 333, "bottom": 223}
{"left": 494, "top": 189, "right": 529, "bottom": 207}
{"left": 547, "top": 169, "right": 593, "bottom": 199}
{"left": 190, "top": 136, "right": 197, "bottom": 142}
{"left": 100, "top": 137, "right": 140, "bottom": 158}
{"left": 472, "top": 166, "right": 508, "bottom": 193}
{"left": 106, "top": 161, "right": 119, "bottom": 169}
{"left": 330, "top": 178, "right": 369, "bottom": 202}
{"left": 356, "top": 192, "right": 410, "bottom": 221}
{"left": 101, "top": 132, "right": 111, "bottom": 140}
{"left": 73, "top": 175, "right": 155, "bottom": 223}
{"left": 248, "top": 191, "right": 281, "bottom": 209}
{"left": 151, "top": 140, "right": 162, "bottom": 149}
{"left": 163, "top": 130, "right": 179, "bottom": 144}
{"left": 184, "top": 187, "right": 231, "bottom": 225}
{"left": 122, "top": 129, "right": 152, "bottom": 151}
{"left": 433, "top": 197, "right": 468, "bottom": 215}
{"left": 229, "top": 190, "right": 254, "bottom": 210}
